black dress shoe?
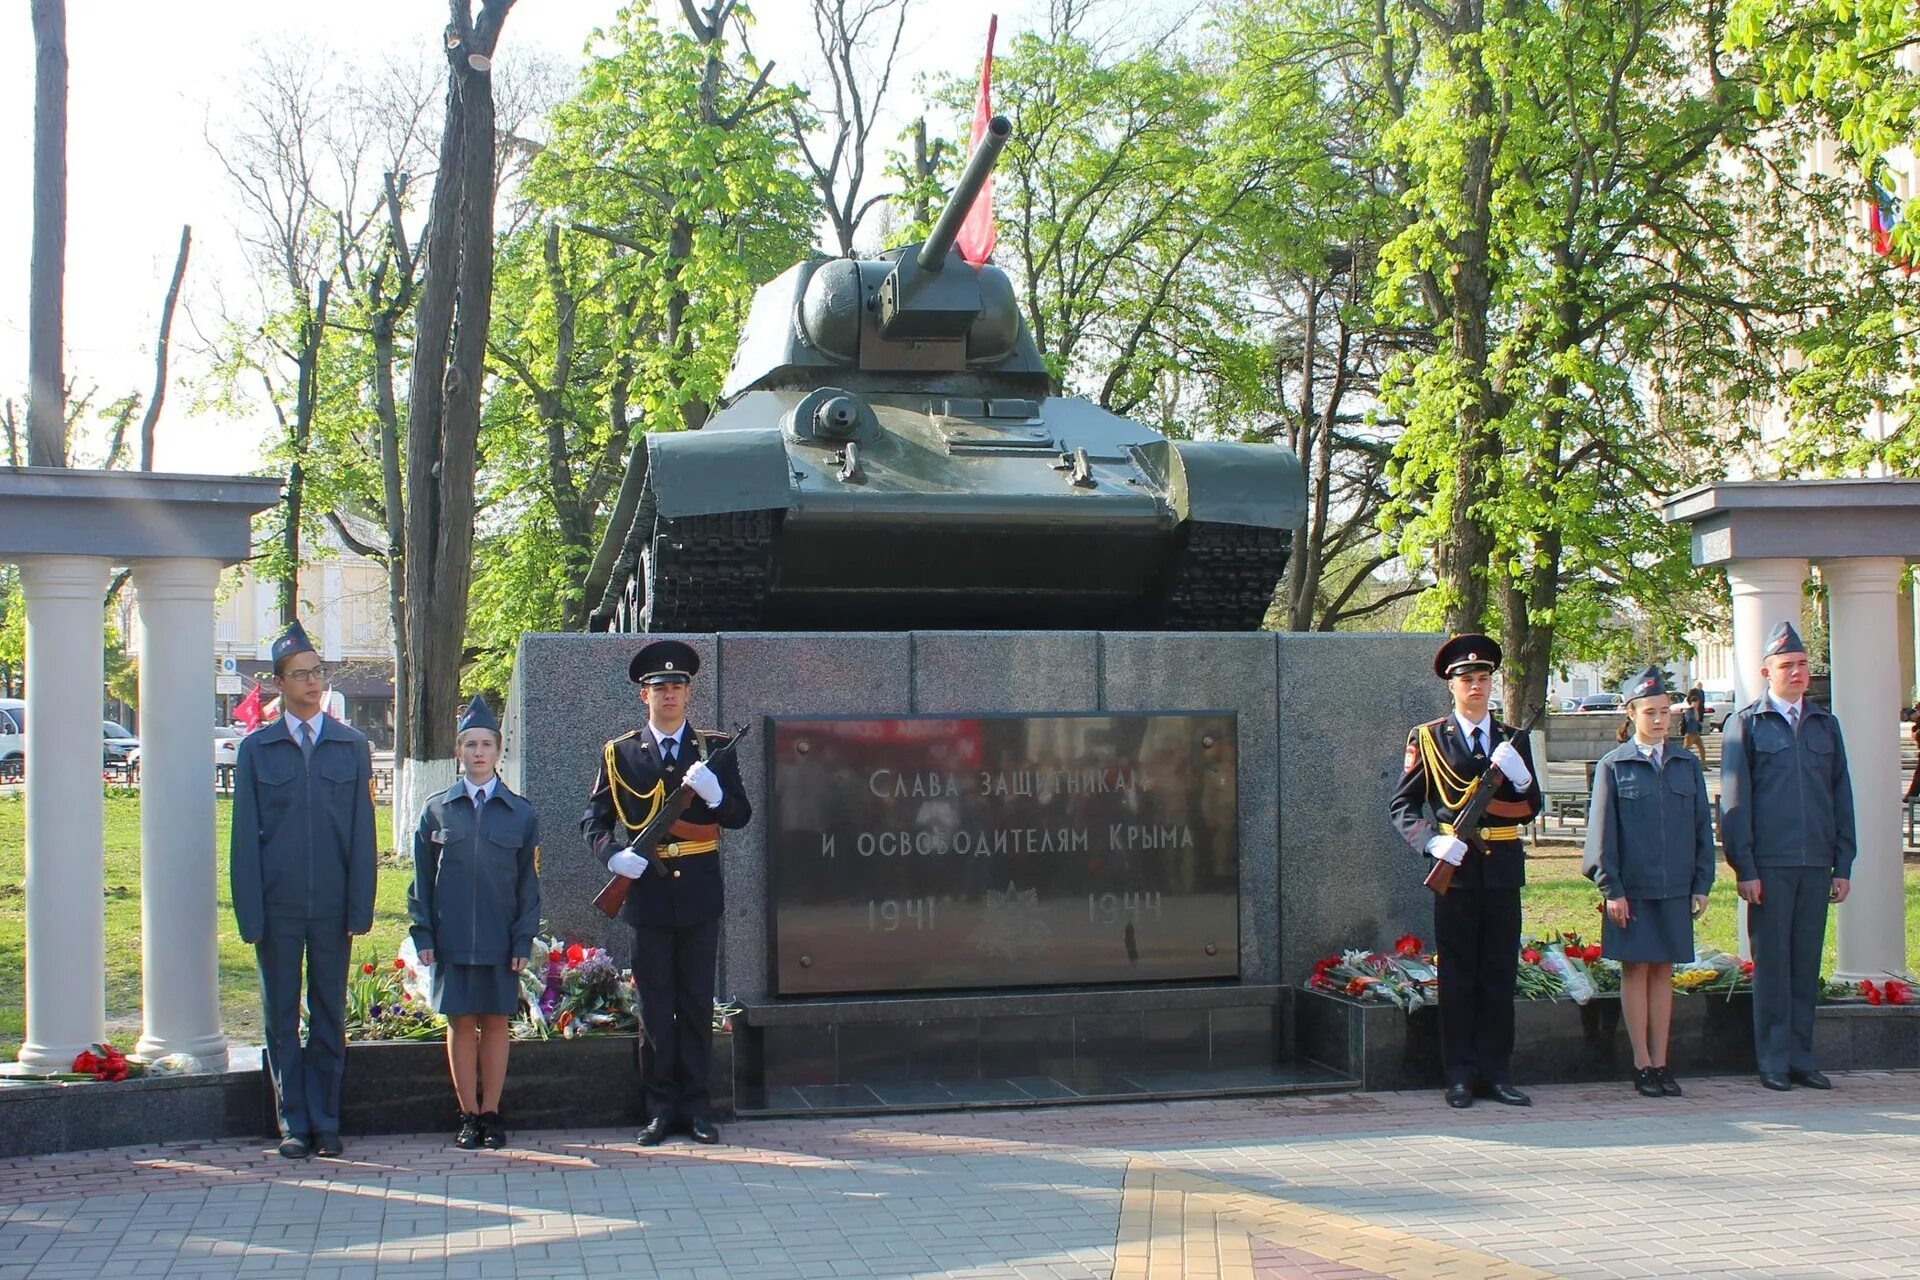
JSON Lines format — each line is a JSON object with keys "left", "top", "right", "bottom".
{"left": 1758, "top": 1071, "right": 1793, "bottom": 1091}
{"left": 1444, "top": 1083, "right": 1473, "bottom": 1109}
{"left": 636, "top": 1117, "right": 673, "bottom": 1146}
{"left": 277, "top": 1135, "right": 311, "bottom": 1160}
{"left": 1789, "top": 1069, "right": 1832, "bottom": 1090}
{"left": 1487, "top": 1083, "right": 1531, "bottom": 1107}
{"left": 480, "top": 1111, "right": 506, "bottom": 1149}
{"left": 1634, "top": 1067, "right": 1665, "bottom": 1098}
{"left": 455, "top": 1112, "right": 484, "bottom": 1149}
{"left": 1656, "top": 1066, "right": 1683, "bottom": 1097}
{"left": 688, "top": 1119, "right": 720, "bottom": 1145}
{"left": 312, "top": 1132, "right": 343, "bottom": 1158}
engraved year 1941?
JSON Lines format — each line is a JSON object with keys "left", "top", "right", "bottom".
{"left": 868, "top": 896, "right": 938, "bottom": 932}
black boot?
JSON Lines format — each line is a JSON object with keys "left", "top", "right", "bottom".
{"left": 1634, "top": 1067, "right": 1664, "bottom": 1098}
{"left": 455, "top": 1111, "right": 484, "bottom": 1149}
{"left": 480, "top": 1111, "right": 506, "bottom": 1149}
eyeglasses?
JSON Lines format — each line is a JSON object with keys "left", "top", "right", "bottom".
{"left": 282, "top": 665, "right": 328, "bottom": 682}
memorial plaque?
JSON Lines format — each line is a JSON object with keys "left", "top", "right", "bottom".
{"left": 768, "top": 712, "right": 1238, "bottom": 994}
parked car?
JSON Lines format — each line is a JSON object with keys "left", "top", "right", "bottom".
{"left": 0, "top": 699, "right": 22, "bottom": 780}
{"left": 103, "top": 721, "right": 140, "bottom": 772}
{"left": 126, "top": 726, "right": 246, "bottom": 777}
{"left": 1571, "top": 693, "right": 1624, "bottom": 713}
{"left": 1670, "top": 689, "right": 1737, "bottom": 732}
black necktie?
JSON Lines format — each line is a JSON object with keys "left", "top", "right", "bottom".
{"left": 1471, "top": 728, "right": 1486, "bottom": 759}
{"left": 661, "top": 737, "right": 676, "bottom": 768}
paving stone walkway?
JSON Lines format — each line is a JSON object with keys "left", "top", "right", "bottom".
{"left": 0, "top": 1070, "right": 1916, "bottom": 1278}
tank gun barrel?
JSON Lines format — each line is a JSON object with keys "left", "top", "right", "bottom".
{"left": 918, "top": 115, "right": 1011, "bottom": 270}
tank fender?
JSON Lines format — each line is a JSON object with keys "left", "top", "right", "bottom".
{"left": 648, "top": 428, "right": 794, "bottom": 519}
{"left": 1135, "top": 439, "right": 1306, "bottom": 529}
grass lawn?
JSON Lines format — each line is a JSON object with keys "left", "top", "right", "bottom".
{"left": 2, "top": 801, "right": 1916, "bottom": 1062}
{"left": 1524, "top": 843, "right": 1920, "bottom": 976}
{"left": 0, "top": 792, "right": 410, "bottom": 1060}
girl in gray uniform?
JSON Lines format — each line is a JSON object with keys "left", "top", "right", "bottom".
{"left": 1583, "top": 666, "right": 1715, "bottom": 1098}
{"left": 409, "top": 695, "right": 541, "bottom": 1148}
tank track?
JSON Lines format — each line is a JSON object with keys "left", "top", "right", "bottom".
{"left": 1161, "top": 521, "right": 1290, "bottom": 630}
{"left": 636, "top": 509, "right": 777, "bottom": 632}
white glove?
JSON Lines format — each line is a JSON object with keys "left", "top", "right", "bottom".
{"left": 1426, "top": 834, "right": 1468, "bottom": 866}
{"left": 607, "top": 849, "right": 649, "bottom": 879}
{"left": 1489, "top": 741, "right": 1532, "bottom": 789}
{"left": 684, "top": 759, "right": 723, "bottom": 805}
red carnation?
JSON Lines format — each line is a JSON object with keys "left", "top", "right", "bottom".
{"left": 1393, "top": 934, "right": 1423, "bottom": 958}
{"left": 1521, "top": 948, "right": 1543, "bottom": 965}
{"left": 1885, "top": 979, "right": 1911, "bottom": 1006}
{"left": 362, "top": 963, "right": 376, "bottom": 975}
{"left": 72, "top": 1050, "right": 98, "bottom": 1074}
{"left": 1739, "top": 959, "right": 1754, "bottom": 976}
{"left": 1312, "top": 956, "right": 1337, "bottom": 979}
{"left": 1861, "top": 979, "right": 1882, "bottom": 1005}
{"left": 566, "top": 943, "right": 586, "bottom": 967}
{"left": 1564, "top": 945, "right": 1580, "bottom": 958}
{"left": 1582, "top": 945, "right": 1603, "bottom": 963}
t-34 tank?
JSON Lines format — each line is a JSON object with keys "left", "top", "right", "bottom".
{"left": 589, "top": 116, "right": 1304, "bottom": 633}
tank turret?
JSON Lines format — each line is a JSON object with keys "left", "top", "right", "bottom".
{"left": 589, "top": 119, "right": 1305, "bottom": 634}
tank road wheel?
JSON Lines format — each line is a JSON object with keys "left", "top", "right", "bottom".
{"left": 638, "top": 510, "right": 777, "bottom": 632}
{"left": 1161, "top": 521, "right": 1291, "bottom": 631}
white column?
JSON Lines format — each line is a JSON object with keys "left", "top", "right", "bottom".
{"left": 16, "top": 556, "right": 111, "bottom": 1072}
{"left": 131, "top": 559, "right": 230, "bottom": 1067}
{"left": 1823, "top": 557, "right": 1910, "bottom": 981}
{"left": 1723, "top": 557, "right": 1808, "bottom": 960}
{"left": 1726, "top": 557, "right": 1810, "bottom": 705}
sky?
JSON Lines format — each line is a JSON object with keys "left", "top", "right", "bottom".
{"left": 0, "top": 0, "right": 1034, "bottom": 476}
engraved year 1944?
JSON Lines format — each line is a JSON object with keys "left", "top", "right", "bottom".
{"left": 868, "top": 896, "right": 938, "bottom": 932}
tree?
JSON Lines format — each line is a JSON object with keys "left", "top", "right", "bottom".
{"left": 1221, "top": 0, "right": 1430, "bottom": 632}
{"left": 398, "top": 0, "right": 516, "bottom": 808}
{"left": 768, "top": 0, "right": 916, "bottom": 256}
{"left": 1377, "top": 0, "right": 1858, "bottom": 721}
{"left": 495, "top": 0, "right": 813, "bottom": 646}
{"left": 1727, "top": 0, "right": 1920, "bottom": 474}
{"left": 27, "top": 0, "right": 67, "bottom": 468}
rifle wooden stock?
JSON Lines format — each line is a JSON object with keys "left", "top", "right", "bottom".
{"left": 591, "top": 724, "right": 749, "bottom": 920}
{"left": 1424, "top": 707, "right": 1544, "bottom": 896}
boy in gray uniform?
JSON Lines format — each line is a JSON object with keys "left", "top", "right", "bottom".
{"left": 230, "top": 620, "right": 377, "bottom": 1157}
{"left": 1719, "top": 621, "right": 1855, "bottom": 1091}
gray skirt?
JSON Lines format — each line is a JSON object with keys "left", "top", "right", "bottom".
{"left": 431, "top": 963, "right": 522, "bottom": 1017}
{"left": 1601, "top": 895, "right": 1695, "bottom": 965}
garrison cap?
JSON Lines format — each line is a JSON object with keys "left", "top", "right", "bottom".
{"left": 457, "top": 693, "right": 500, "bottom": 737}
{"left": 269, "top": 619, "right": 317, "bottom": 675}
{"left": 1763, "top": 620, "right": 1807, "bottom": 660}
{"left": 1620, "top": 665, "right": 1668, "bottom": 704}
{"left": 1434, "top": 633, "right": 1501, "bottom": 679}
{"left": 630, "top": 639, "right": 699, "bottom": 685}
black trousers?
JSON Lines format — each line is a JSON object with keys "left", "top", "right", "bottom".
{"left": 1433, "top": 886, "right": 1521, "bottom": 1087}
{"left": 630, "top": 919, "right": 719, "bottom": 1124}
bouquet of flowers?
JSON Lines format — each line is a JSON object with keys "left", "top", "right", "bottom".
{"left": 1514, "top": 945, "right": 1569, "bottom": 1000}
{"left": 344, "top": 952, "right": 445, "bottom": 1042}
{"left": 1305, "top": 935, "right": 1439, "bottom": 1012}
{"left": 9, "top": 1042, "right": 146, "bottom": 1083}
{"left": 1673, "top": 949, "right": 1755, "bottom": 998}
{"left": 513, "top": 934, "right": 640, "bottom": 1039}
{"left": 1529, "top": 934, "right": 1598, "bottom": 1005}
{"left": 1852, "top": 978, "right": 1913, "bottom": 1006}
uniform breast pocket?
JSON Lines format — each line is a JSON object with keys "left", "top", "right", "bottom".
{"left": 1665, "top": 767, "right": 1697, "bottom": 797}
{"left": 320, "top": 754, "right": 358, "bottom": 790}
{"left": 1614, "top": 770, "right": 1648, "bottom": 803}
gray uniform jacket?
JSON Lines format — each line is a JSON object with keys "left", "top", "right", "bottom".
{"left": 1582, "top": 741, "right": 1715, "bottom": 902}
{"left": 408, "top": 781, "right": 541, "bottom": 966}
{"left": 1719, "top": 697, "right": 1856, "bottom": 882}
{"left": 230, "top": 716, "right": 378, "bottom": 943}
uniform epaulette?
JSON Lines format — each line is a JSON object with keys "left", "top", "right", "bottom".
{"left": 609, "top": 729, "right": 642, "bottom": 746}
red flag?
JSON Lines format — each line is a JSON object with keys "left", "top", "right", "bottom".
{"left": 956, "top": 15, "right": 998, "bottom": 266}
{"left": 233, "top": 683, "right": 264, "bottom": 732}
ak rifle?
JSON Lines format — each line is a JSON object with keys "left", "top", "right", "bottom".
{"left": 1424, "top": 706, "right": 1545, "bottom": 896}
{"left": 593, "top": 724, "right": 749, "bottom": 919}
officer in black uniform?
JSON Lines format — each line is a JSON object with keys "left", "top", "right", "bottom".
{"left": 582, "top": 640, "right": 751, "bottom": 1145}
{"left": 230, "top": 620, "right": 376, "bottom": 1159}
{"left": 1389, "top": 634, "right": 1544, "bottom": 1109}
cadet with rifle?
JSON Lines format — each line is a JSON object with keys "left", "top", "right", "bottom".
{"left": 1389, "top": 634, "right": 1544, "bottom": 1109}
{"left": 582, "top": 640, "right": 752, "bottom": 1145}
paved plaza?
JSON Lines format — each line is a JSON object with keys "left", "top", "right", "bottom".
{"left": 0, "top": 1071, "right": 1915, "bottom": 1279}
